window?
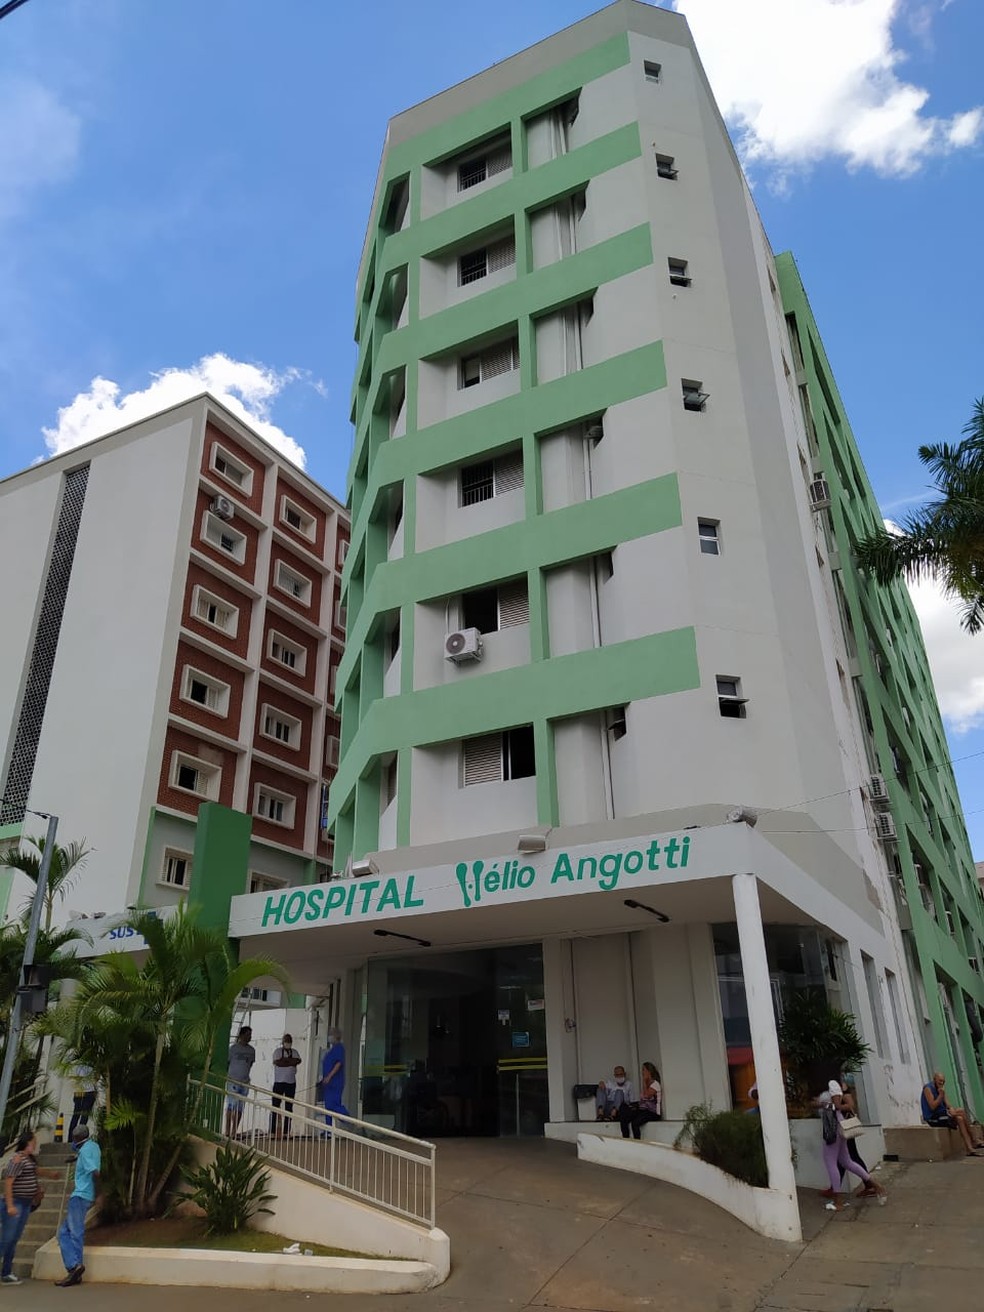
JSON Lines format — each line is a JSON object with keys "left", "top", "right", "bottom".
{"left": 171, "top": 753, "right": 220, "bottom": 799}
{"left": 698, "top": 520, "right": 720, "bottom": 555}
{"left": 281, "top": 496, "right": 316, "bottom": 542}
{"left": 644, "top": 59, "right": 662, "bottom": 82}
{"left": 459, "top": 450, "right": 523, "bottom": 506}
{"left": 862, "top": 953, "right": 887, "bottom": 1057}
{"left": 338, "top": 538, "right": 350, "bottom": 565}
{"left": 717, "top": 676, "right": 747, "bottom": 719}
{"left": 210, "top": 444, "right": 253, "bottom": 493}
{"left": 274, "top": 562, "right": 311, "bottom": 605}
{"left": 334, "top": 601, "right": 347, "bottom": 631}
{"left": 161, "top": 850, "right": 192, "bottom": 888}
{"left": 249, "top": 872, "right": 286, "bottom": 895}
{"left": 668, "top": 258, "right": 691, "bottom": 287}
{"left": 607, "top": 705, "right": 628, "bottom": 742}
{"left": 388, "top": 614, "right": 401, "bottom": 662}
{"left": 461, "top": 578, "right": 528, "bottom": 633}
{"left": 261, "top": 705, "right": 301, "bottom": 749}
{"left": 458, "top": 235, "right": 516, "bottom": 286}
{"left": 254, "top": 786, "right": 295, "bottom": 827}
{"left": 192, "top": 586, "right": 238, "bottom": 637}
{"left": 682, "top": 380, "right": 709, "bottom": 412}
{"left": 180, "top": 667, "right": 230, "bottom": 716}
{"left": 269, "top": 631, "right": 306, "bottom": 676}
{"left": 462, "top": 725, "right": 535, "bottom": 785}
{"left": 655, "top": 153, "right": 678, "bottom": 180}
{"left": 459, "top": 337, "right": 520, "bottom": 389}
{"left": 202, "top": 513, "right": 246, "bottom": 562}
{"left": 457, "top": 136, "right": 512, "bottom": 192}
{"left": 383, "top": 757, "right": 398, "bottom": 807}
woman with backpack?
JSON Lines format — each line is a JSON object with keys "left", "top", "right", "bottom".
{"left": 818, "top": 1080, "right": 887, "bottom": 1211}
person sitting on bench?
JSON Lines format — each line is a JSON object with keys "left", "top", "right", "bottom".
{"left": 921, "top": 1072, "right": 983, "bottom": 1157}
{"left": 596, "top": 1066, "right": 635, "bottom": 1121}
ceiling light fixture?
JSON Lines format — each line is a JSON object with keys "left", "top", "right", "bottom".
{"left": 624, "top": 898, "right": 670, "bottom": 923}
{"left": 373, "top": 928, "right": 431, "bottom": 948}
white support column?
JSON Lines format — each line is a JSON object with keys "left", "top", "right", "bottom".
{"left": 732, "top": 872, "right": 799, "bottom": 1213}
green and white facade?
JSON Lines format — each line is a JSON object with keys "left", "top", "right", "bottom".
{"left": 225, "top": 0, "right": 984, "bottom": 1181}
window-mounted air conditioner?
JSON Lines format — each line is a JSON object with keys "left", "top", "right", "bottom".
{"left": 874, "top": 811, "right": 897, "bottom": 841}
{"left": 868, "top": 773, "right": 890, "bottom": 805}
{"left": 808, "top": 479, "right": 832, "bottom": 511}
{"left": 212, "top": 495, "right": 235, "bottom": 521}
{"left": 444, "top": 628, "right": 483, "bottom": 664}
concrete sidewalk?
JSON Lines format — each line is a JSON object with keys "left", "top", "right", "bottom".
{"left": 5, "top": 1138, "right": 982, "bottom": 1310}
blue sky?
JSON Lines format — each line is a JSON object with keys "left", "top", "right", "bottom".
{"left": 1, "top": 0, "right": 983, "bottom": 850}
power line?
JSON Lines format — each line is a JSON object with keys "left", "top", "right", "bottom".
{"left": 0, "top": 0, "right": 33, "bottom": 22}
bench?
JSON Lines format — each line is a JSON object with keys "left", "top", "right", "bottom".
{"left": 882, "top": 1125, "right": 964, "bottom": 1161}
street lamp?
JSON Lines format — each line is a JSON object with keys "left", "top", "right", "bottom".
{"left": 0, "top": 809, "right": 59, "bottom": 1138}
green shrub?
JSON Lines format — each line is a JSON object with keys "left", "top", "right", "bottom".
{"left": 675, "top": 1104, "right": 769, "bottom": 1188}
{"left": 181, "top": 1144, "right": 275, "bottom": 1236}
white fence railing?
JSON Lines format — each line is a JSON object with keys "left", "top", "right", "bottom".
{"left": 188, "top": 1077, "right": 436, "bottom": 1229}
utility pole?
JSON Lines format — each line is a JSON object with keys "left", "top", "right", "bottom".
{"left": 0, "top": 812, "right": 58, "bottom": 1139}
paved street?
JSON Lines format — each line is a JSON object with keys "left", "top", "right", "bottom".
{"left": 5, "top": 1138, "right": 983, "bottom": 1311}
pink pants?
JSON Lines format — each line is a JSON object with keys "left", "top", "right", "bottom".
{"left": 822, "top": 1135, "right": 871, "bottom": 1191}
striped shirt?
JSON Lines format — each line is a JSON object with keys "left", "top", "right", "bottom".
{"left": 3, "top": 1152, "right": 39, "bottom": 1201}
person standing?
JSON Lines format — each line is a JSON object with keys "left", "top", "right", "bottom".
{"left": 818, "top": 1082, "right": 886, "bottom": 1211}
{"left": 319, "top": 1028, "right": 349, "bottom": 1130}
{"left": 224, "top": 1026, "right": 256, "bottom": 1139}
{"left": 270, "top": 1033, "right": 301, "bottom": 1138}
{"left": 68, "top": 1065, "right": 97, "bottom": 1140}
{"left": 55, "top": 1125, "right": 100, "bottom": 1287}
{"left": 2, "top": 1130, "right": 62, "bottom": 1285}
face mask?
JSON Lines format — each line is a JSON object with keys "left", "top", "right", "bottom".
{"left": 615, "top": 1077, "right": 625, "bottom": 1086}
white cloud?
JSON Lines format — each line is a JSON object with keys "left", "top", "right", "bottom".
{"left": 670, "top": 0, "right": 983, "bottom": 181}
{"left": 43, "top": 354, "right": 309, "bottom": 468}
{"left": 0, "top": 76, "right": 81, "bottom": 222}
{"left": 908, "top": 575, "right": 984, "bottom": 733}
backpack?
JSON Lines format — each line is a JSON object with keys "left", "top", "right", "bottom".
{"left": 821, "top": 1106, "right": 839, "bottom": 1145}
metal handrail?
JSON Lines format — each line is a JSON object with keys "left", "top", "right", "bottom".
{"left": 188, "top": 1076, "right": 436, "bottom": 1229}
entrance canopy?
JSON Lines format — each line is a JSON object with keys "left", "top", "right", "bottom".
{"left": 228, "top": 823, "right": 883, "bottom": 995}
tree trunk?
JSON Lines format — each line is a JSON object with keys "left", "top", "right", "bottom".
{"left": 134, "top": 1028, "right": 165, "bottom": 1215}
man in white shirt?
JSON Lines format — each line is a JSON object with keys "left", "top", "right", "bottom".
{"left": 270, "top": 1033, "right": 301, "bottom": 1138}
{"left": 595, "top": 1066, "right": 636, "bottom": 1121}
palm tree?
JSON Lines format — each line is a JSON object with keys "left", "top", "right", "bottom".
{"left": 854, "top": 398, "right": 984, "bottom": 632}
{"left": 38, "top": 904, "right": 287, "bottom": 1218}
{"left": 0, "top": 836, "right": 92, "bottom": 930}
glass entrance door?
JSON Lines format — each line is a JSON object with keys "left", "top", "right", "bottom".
{"left": 361, "top": 943, "right": 547, "bottom": 1137}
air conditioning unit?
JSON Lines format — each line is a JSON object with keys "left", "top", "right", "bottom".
{"left": 874, "top": 811, "right": 897, "bottom": 841}
{"left": 808, "top": 479, "right": 832, "bottom": 511}
{"left": 211, "top": 495, "right": 235, "bottom": 520}
{"left": 444, "top": 628, "right": 483, "bottom": 664}
{"left": 868, "top": 773, "right": 890, "bottom": 805}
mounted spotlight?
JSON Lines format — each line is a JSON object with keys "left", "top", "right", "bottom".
{"left": 373, "top": 928, "right": 431, "bottom": 948}
{"left": 351, "top": 856, "right": 380, "bottom": 878}
{"left": 726, "top": 807, "right": 758, "bottom": 827}
{"left": 517, "top": 832, "right": 548, "bottom": 854}
{"left": 624, "top": 898, "right": 670, "bottom": 923}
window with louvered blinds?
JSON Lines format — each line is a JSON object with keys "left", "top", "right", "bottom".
{"left": 494, "top": 450, "right": 524, "bottom": 493}
{"left": 462, "top": 733, "right": 503, "bottom": 785}
{"left": 481, "top": 338, "right": 520, "bottom": 380}
{"left": 497, "top": 579, "right": 529, "bottom": 628}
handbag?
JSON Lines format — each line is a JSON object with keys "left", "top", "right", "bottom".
{"left": 839, "top": 1115, "right": 864, "bottom": 1140}
{"left": 30, "top": 1185, "right": 45, "bottom": 1213}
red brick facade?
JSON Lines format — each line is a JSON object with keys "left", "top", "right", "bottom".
{"left": 253, "top": 680, "right": 314, "bottom": 766}
{"left": 275, "top": 473, "right": 329, "bottom": 559}
{"left": 260, "top": 613, "right": 319, "bottom": 696}
{"left": 158, "top": 726, "right": 238, "bottom": 814}
{"left": 202, "top": 424, "right": 266, "bottom": 515}
{"left": 181, "top": 564, "right": 253, "bottom": 660}
{"left": 248, "top": 761, "right": 308, "bottom": 848}
{"left": 169, "top": 640, "right": 245, "bottom": 737}
{"left": 268, "top": 545, "right": 322, "bottom": 619}
{"left": 193, "top": 488, "right": 259, "bottom": 583}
